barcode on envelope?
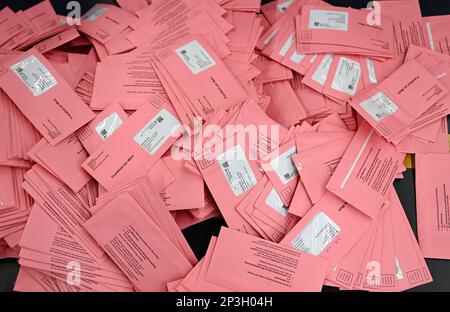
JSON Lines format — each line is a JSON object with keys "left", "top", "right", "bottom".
{"left": 290, "top": 211, "right": 340, "bottom": 256}
{"left": 175, "top": 40, "right": 216, "bottom": 75}
{"left": 11, "top": 55, "right": 58, "bottom": 96}
{"left": 359, "top": 92, "right": 398, "bottom": 122}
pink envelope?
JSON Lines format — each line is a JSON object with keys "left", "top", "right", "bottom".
{"left": 262, "top": 80, "right": 307, "bottom": 128}
{"left": 14, "top": 267, "right": 50, "bottom": 292}
{"left": 152, "top": 35, "right": 248, "bottom": 126}
{"left": 349, "top": 59, "right": 448, "bottom": 144}
{"left": 159, "top": 156, "right": 204, "bottom": 211}
{"left": 0, "top": 12, "right": 37, "bottom": 51}
{"left": 252, "top": 181, "right": 299, "bottom": 233}
{"left": 90, "top": 48, "right": 167, "bottom": 110}
{"left": 22, "top": 165, "right": 105, "bottom": 263}
{"left": 322, "top": 54, "right": 364, "bottom": 102}
{"left": 33, "top": 27, "right": 80, "bottom": 54}
{"left": 353, "top": 208, "right": 396, "bottom": 291}
{"left": 396, "top": 117, "right": 449, "bottom": 154}
{"left": 0, "top": 48, "right": 95, "bottom": 145}
{"left": 0, "top": 166, "right": 17, "bottom": 210}
{"left": 261, "top": 0, "right": 294, "bottom": 25}
{"left": 83, "top": 193, "right": 193, "bottom": 292}
{"left": 176, "top": 237, "right": 231, "bottom": 292}
{"left": 22, "top": 0, "right": 61, "bottom": 39}
{"left": 297, "top": 5, "right": 394, "bottom": 57}
{"left": 19, "top": 203, "right": 131, "bottom": 290}
{"left": 258, "top": 0, "right": 324, "bottom": 76}
{"left": 293, "top": 133, "right": 353, "bottom": 204}
{"left": 254, "top": 55, "right": 293, "bottom": 83}
{"left": 127, "top": 0, "right": 228, "bottom": 48}
{"left": 378, "top": 0, "right": 427, "bottom": 58}
{"left": 423, "top": 15, "right": 450, "bottom": 56}
{"left": 78, "top": 4, "right": 137, "bottom": 44}
{"left": 234, "top": 177, "right": 275, "bottom": 239}
{"left": 301, "top": 53, "right": 334, "bottom": 95}
{"left": 82, "top": 96, "right": 183, "bottom": 190}
{"left": 288, "top": 178, "right": 313, "bottom": 218}
{"left": 260, "top": 140, "right": 299, "bottom": 206}
{"left": 116, "top": 0, "right": 151, "bottom": 14}
{"left": 28, "top": 135, "right": 91, "bottom": 192}
{"left": 76, "top": 103, "right": 128, "bottom": 154}
{"left": 205, "top": 227, "right": 329, "bottom": 291}
{"left": 281, "top": 191, "right": 373, "bottom": 272}
{"left": 415, "top": 153, "right": 450, "bottom": 260}
{"left": 325, "top": 222, "right": 377, "bottom": 289}
{"left": 94, "top": 176, "right": 197, "bottom": 265}
{"left": 0, "top": 7, "right": 28, "bottom": 46}
{"left": 326, "top": 122, "right": 405, "bottom": 219}
{"left": 195, "top": 133, "right": 264, "bottom": 232}
{"left": 389, "top": 190, "right": 433, "bottom": 291}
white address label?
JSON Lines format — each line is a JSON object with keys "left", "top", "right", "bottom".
{"left": 290, "top": 211, "right": 341, "bottom": 256}
{"left": 331, "top": 57, "right": 361, "bottom": 96}
{"left": 95, "top": 112, "right": 123, "bottom": 141}
{"left": 11, "top": 55, "right": 58, "bottom": 96}
{"left": 217, "top": 145, "right": 257, "bottom": 196}
{"left": 175, "top": 40, "right": 216, "bottom": 75}
{"left": 265, "top": 188, "right": 289, "bottom": 217}
{"left": 359, "top": 91, "right": 398, "bottom": 122}
{"left": 134, "top": 109, "right": 181, "bottom": 155}
{"left": 270, "top": 146, "right": 298, "bottom": 185}
{"left": 309, "top": 10, "right": 349, "bottom": 31}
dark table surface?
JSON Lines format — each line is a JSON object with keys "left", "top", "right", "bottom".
{"left": 0, "top": 0, "right": 450, "bottom": 292}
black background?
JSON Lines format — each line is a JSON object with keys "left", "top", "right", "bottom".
{"left": 0, "top": 0, "right": 450, "bottom": 292}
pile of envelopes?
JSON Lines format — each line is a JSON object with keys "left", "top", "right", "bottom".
{"left": 0, "top": 0, "right": 449, "bottom": 292}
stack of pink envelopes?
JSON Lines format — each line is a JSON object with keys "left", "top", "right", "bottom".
{"left": 0, "top": 0, "right": 449, "bottom": 292}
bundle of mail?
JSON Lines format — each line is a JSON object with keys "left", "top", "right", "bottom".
{"left": 0, "top": 0, "right": 449, "bottom": 292}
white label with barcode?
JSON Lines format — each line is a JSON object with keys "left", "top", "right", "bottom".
{"left": 11, "top": 55, "right": 57, "bottom": 96}
{"left": 134, "top": 109, "right": 181, "bottom": 155}
{"left": 359, "top": 91, "right": 398, "bottom": 122}
{"left": 309, "top": 10, "right": 349, "bottom": 31}
{"left": 175, "top": 40, "right": 216, "bottom": 74}
{"left": 217, "top": 145, "right": 257, "bottom": 196}
{"left": 331, "top": 57, "right": 361, "bottom": 96}
{"left": 270, "top": 146, "right": 298, "bottom": 185}
{"left": 290, "top": 211, "right": 341, "bottom": 256}
{"left": 265, "top": 188, "right": 288, "bottom": 217}
{"left": 83, "top": 7, "right": 108, "bottom": 21}
{"left": 366, "top": 57, "right": 377, "bottom": 84}
{"left": 95, "top": 112, "right": 123, "bottom": 141}
{"left": 311, "top": 53, "right": 333, "bottom": 85}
